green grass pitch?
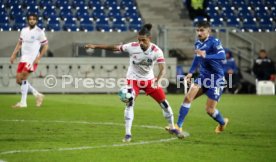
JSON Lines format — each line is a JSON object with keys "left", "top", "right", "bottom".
{"left": 0, "top": 94, "right": 276, "bottom": 162}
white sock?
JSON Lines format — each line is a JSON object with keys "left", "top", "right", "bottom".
{"left": 28, "top": 81, "right": 39, "bottom": 97}
{"left": 124, "top": 101, "right": 134, "bottom": 135}
{"left": 20, "top": 80, "right": 28, "bottom": 105}
{"left": 160, "top": 100, "right": 175, "bottom": 129}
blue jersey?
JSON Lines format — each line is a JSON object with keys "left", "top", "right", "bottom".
{"left": 189, "top": 36, "right": 226, "bottom": 101}
{"left": 189, "top": 36, "right": 226, "bottom": 78}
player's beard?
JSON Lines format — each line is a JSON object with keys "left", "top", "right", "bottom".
{"left": 28, "top": 22, "right": 37, "bottom": 29}
{"left": 140, "top": 44, "right": 148, "bottom": 51}
{"left": 198, "top": 35, "right": 206, "bottom": 41}
{"left": 140, "top": 45, "right": 145, "bottom": 51}
{"left": 29, "top": 24, "right": 36, "bottom": 29}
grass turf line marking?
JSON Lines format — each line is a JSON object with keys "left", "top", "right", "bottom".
{"left": 0, "top": 119, "right": 189, "bottom": 155}
{"left": 0, "top": 138, "right": 176, "bottom": 155}
{"left": 0, "top": 119, "right": 164, "bottom": 130}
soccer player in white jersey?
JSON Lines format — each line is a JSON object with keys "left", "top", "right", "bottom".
{"left": 10, "top": 14, "right": 48, "bottom": 108}
{"left": 85, "top": 24, "right": 180, "bottom": 142}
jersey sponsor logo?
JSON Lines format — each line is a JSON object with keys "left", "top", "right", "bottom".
{"left": 132, "top": 52, "right": 141, "bottom": 55}
{"left": 132, "top": 58, "right": 153, "bottom": 66}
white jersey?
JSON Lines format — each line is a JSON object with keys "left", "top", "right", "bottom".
{"left": 19, "top": 26, "right": 48, "bottom": 63}
{"left": 119, "top": 42, "right": 165, "bottom": 80}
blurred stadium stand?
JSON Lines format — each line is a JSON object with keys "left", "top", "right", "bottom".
{"left": 0, "top": 0, "right": 275, "bottom": 94}
{"left": 0, "top": 0, "right": 143, "bottom": 32}
{"left": 201, "top": 0, "right": 276, "bottom": 32}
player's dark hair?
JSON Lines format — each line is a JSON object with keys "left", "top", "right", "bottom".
{"left": 259, "top": 49, "right": 266, "bottom": 53}
{"left": 27, "top": 13, "right": 38, "bottom": 20}
{"left": 196, "top": 21, "right": 211, "bottom": 28}
{"left": 138, "top": 24, "right": 152, "bottom": 36}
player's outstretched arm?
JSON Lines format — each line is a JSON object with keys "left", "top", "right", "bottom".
{"left": 10, "top": 41, "right": 22, "bottom": 64}
{"left": 84, "top": 44, "right": 120, "bottom": 51}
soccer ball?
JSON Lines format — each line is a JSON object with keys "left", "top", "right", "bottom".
{"left": 118, "top": 86, "right": 135, "bottom": 103}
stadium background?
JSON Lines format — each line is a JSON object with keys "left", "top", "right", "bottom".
{"left": 0, "top": 0, "right": 276, "bottom": 93}
{"left": 0, "top": 0, "right": 276, "bottom": 162}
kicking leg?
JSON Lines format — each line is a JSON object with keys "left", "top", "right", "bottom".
{"left": 148, "top": 88, "right": 183, "bottom": 136}
{"left": 159, "top": 99, "right": 175, "bottom": 129}
{"left": 148, "top": 88, "right": 175, "bottom": 130}
{"left": 205, "top": 98, "right": 229, "bottom": 133}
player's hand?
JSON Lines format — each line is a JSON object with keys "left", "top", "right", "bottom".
{"left": 195, "top": 50, "right": 206, "bottom": 58}
{"left": 10, "top": 54, "right": 16, "bottom": 64}
{"left": 151, "top": 79, "right": 160, "bottom": 89}
{"left": 33, "top": 57, "right": 40, "bottom": 64}
{"left": 185, "top": 73, "right": 193, "bottom": 84}
{"left": 84, "top": 44, "right": 96, "bottom": 49}
{"left": 25, "top": 62, "right": 34, "bottom": 71}
{"left": 227, "top": 69, "right": 234, "bottom": 74}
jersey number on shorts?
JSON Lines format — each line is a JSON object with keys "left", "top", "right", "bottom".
{"left": 214, "top": 87, "right": 223, "bottom": 96}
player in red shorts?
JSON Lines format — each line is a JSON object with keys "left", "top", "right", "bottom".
{"left": 85, "top": 24, "right": 180, "bottom": 142}
{"left": 10, "top": 13, "right": 48, "bottom": 108}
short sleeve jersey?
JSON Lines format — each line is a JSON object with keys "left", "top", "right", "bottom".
{"left": 19, "top": 26, "right": 48, "bottom": 63}
{"left": 119, "top": 42, "right": 165, "bottom": 80}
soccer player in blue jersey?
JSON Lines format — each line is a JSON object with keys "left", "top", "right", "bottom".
{"left": 168, "top": 21, "right": 229, "bottom": 138}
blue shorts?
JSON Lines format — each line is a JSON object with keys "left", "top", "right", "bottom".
{"left": 194, "top": 74, "right": 225, "bottom": 102}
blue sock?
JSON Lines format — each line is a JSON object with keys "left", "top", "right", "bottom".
{"left": 176, "top": 103, "right": 191, "bottom": 128}
{"left": 209, "top": 109, "right": 225, "bottom": 125}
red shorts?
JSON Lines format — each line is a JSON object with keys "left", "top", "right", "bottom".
{"left": 127, "top": 79, "right": 166, "bottom": 103}
{"left": 17, "top": 62, "right": 38, "bottom": 73}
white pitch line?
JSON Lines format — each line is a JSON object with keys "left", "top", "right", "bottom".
{"left": 0, "top": 119, "right": 189, "bottom": 155}
{"left": 0, "top": 138, "right": 177, "bottom": 155}
{"left": 0, "top": 119, "right": 165, "bottom": 130}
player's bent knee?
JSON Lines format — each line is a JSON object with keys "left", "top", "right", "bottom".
{"left": 184, "top": 95, "right": 193, "bottom": 103}
{"left": 160, "top": 100, "right": 169, "bottom": 109}
{"left": 16, "top": 78, "right": 22, "bottom": 85}
{"left": 126, "top": 100, "right": 134, "bottom": 107}
{"left": 206, "top": 106, "right": 215, "bottom": 115}
{"left": 160, "top": 100, "right": 173, "bottom": 116}
{"left": 21, "top": 72, "right": 29, "bottom": 80}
